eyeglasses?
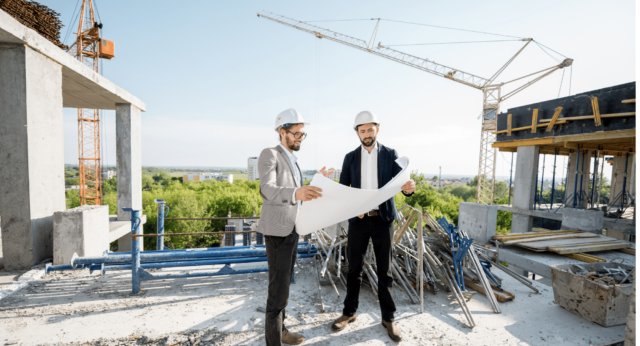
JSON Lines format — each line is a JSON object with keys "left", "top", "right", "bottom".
{"left": 287, "top": 131, "right": 308, "bottom": 140}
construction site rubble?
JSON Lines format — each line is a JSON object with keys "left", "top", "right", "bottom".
{"left": 0, "top": 0, "right": 67, "bottom": 49}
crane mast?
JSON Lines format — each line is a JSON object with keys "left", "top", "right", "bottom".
{"left": 258, "top": 12, "right": 572, "bottom": 205}
{"left": 68, "top": 0, "right": 112, "bottom": 206}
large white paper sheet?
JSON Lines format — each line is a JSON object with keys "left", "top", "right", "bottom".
{"left": 295, "top": 157, "right": 411, "bottom": 235}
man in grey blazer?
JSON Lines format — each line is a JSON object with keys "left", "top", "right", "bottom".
{"left": 258, "top": 109, "right": 324, "bottom": 346}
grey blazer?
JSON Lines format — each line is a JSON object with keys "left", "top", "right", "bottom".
{"left": 257, "top": 145, "right": 302, "bottom": 237}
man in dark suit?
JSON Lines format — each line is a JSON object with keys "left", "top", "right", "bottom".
{"left": 331, "top": 111, "right": 415, "bottom": 342}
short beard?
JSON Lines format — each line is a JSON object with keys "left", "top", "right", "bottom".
{"left": 360, "top": 136, "right": 376, "bottom": 148}
{"left": 286, "top": 136, "right": 301, "bottom": 151}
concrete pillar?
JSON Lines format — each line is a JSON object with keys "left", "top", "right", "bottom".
{"left": 609, "top": 154, "right": 634, "bottom": 208}
{"left": 565, "top": 150, "right": 592, "bottom": 209}
{"left": 0, "top": 44, "right": 65, "bottom": 269}
{"left": 115, "top": 104, "right": 142, "bottom": 251}
{"left": 511, "top": 145, "right": 539, "bottom": 233}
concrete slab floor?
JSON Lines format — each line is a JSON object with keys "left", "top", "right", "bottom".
{"left": 0, "top": 258, "right": 627, "bottom": 346}
{"left": 0, "top": 269, "right": 28, "bottom": 289}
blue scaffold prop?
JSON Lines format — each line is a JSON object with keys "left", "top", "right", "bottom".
{"left": 437, "top": 217, "right": 473, "bottom": 291}
{"left": 45, "top": 206, "right": 317, "bottom": 294}
{"left": 479, "top": 259, "right": 502, "bottom": 290}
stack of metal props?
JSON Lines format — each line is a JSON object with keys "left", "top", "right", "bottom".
{"left": 311, "top": 205, "right": 540, "bottom": 328}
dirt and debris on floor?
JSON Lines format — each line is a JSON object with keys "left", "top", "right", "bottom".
{"left": 0, "top": 259, "right": 628, "bottom": 346}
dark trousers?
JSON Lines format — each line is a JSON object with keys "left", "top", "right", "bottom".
{"left": 343, "top": 215, "right": 396, "bottom": 322}
{"left": 265, "top": 230, "right": 298, "bottom": 346}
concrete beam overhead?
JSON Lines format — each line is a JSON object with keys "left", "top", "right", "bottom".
{"left": 0, "top": 10, "right": 146, "bottom": 111}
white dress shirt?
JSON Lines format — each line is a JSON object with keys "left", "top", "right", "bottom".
{"left": 361, "top": 142, "right": 379, "bottom": 210}
{"left": 278, "top": 144, "right": 302, "bottom": 206}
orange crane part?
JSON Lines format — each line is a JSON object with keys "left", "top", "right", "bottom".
{"left": 67, "top": 0, "right": 114, "bottom": 205}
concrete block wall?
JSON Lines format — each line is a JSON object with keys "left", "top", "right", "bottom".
{"left": 624, "top": 280, "right": 635, "bottom": 346}
{"left": 458, "top": 202, "right": 498, "bottom": 244}
{"left": 53, "top": 206, "right": 109, "bottom": 265}
{"left": 560, "top": 208, "right": 604, "bottom": 234}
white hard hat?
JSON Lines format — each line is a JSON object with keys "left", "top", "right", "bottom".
{"left": 275, "top": 109, "right": 310, "bottom": 132}
{"left": 354, "top": 111, "right": 379, "bottom": 130}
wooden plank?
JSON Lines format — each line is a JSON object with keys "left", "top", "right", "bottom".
{"left": 552, "top": 129, "right": 636, "bottom": 143}
{"left": 507, "top": 113, "right": 512, "bottom": 136}
{"left": 493, "top": 230, "right": 581, "bottom": 241}
{"left": 591, "top": 97, "right": 602, "bottom": 127}
{"left": 531, "top": 109, "right": 539, "bottom": 133}
{"left": 464, "top": 279, "right": 515, "bottom": 303}
{"left": 515, "top": 235, "right": 620, "bottom": 250}
{"left": 493, "top": 120, "right": 568, "bottom": 135}
{"left": 548, "top": 241, "right": 631, "bottom": 254}
{"left": 492, "top": 137, "right": 555, "bottom": 148}
{"left": 538, "top": 112, "right": 635, "bottom": 123}
{"left": 618, "top": 248, "right": 635, "bottom": 255}
{"left": 502, "top": 233, "right": 598, "bottom": 245}
{"left": 546, "top": 107, "right": 563, "bottom": 132}
{"left": 562, "top": 253, "right": 607, "bottom": 263}
{"left": 621, "top": 99, "right": 636, "bottom": 104}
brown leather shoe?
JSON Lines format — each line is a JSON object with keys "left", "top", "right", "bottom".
{"left": 381, "top": 320, "right": 402, "bottom": 342}
{"left": 331, "top": 314, "right": 357, "bottom": 331}
{"left": 282, "top": 329, "right": 305, "bottom": 345}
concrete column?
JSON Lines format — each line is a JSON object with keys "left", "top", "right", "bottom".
{"left": 511, "top": 146, "right": 539, "bottom": 233}
{"left": 115, "top": 104, "right": 142, "bottom": 251}
{"left": 565, "top": 150, "right": 592, "bottom": 209}
{"left": 458, "top": 203, "right": 498, "bottom": 244}
{"left": 609, "top": 154, "right": 634, "bottom": 208}
{"left": 0, "top": 44, "right": 65, "bottom": 269}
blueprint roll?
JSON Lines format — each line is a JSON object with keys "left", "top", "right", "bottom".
{"left": 295, "top": 157, "right": 410, "bottom": 235}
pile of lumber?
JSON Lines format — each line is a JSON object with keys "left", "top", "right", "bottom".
{"left": 0, "top": 0, "right": 67, "bottom": 50}
{"left": 492, "top": 230, "right": 632, "bottom": 255}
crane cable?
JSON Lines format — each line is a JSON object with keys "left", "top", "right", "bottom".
{"left": 63, "top": 0, "right": 82, "bottom": 46}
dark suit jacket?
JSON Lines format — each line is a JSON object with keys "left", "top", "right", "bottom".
{"left": 339, "top": 142, "right": 413, "bottom": 224}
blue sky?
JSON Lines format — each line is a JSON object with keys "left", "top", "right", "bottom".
{"left": 42, "top": 0, "right": 635, "bottom": 179}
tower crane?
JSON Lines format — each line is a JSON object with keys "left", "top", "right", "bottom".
{"left": 67, "top": 0, "right": 114, "bottom": 205}
{"left": 257, "top": 12, "right": 573, "bottom": 204}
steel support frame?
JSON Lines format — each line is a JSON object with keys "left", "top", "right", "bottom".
{"left": 476, "top": 85, "right": 500, "bottom": 205}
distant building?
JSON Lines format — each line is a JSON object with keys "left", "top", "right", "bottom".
{"left": 328, "top": 168, "right": 341, "bottom": 181}
{"left": 248, "top": 157, "right": 259, "bottom": 181}
{"left": 183, "top": 173, "right": 233, "bottom": 183}
{"left": 102, "top": 170, "right": 116, "bottom": 180}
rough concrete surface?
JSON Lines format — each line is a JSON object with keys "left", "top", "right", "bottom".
{"left": 0, "top": 258, "right": 627, "bottom": 346}
{"left": 53, "top": 206, "right": 109, "bottom": 265}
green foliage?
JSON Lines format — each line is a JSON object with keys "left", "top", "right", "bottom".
{"left": 66, "top": 189, "right": 80, "bottom": 209}
{"left": 65, "top": 177, "right": 80, "bottom": 186}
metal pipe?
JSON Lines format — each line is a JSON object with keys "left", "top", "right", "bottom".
{"left": 508, "top": 152, "right": 514, "bottom": 205}
{"left": 590, "top": 152, "right": 599, "bottom": 209}
{"left": 620, "top": 153, "right": 630, "bottom": 209}
{"left": 578, "top": 150, "right": 586, "bottom": 208}
{"left": 122, "top": 207, "right": 142, "bottom": 294}
{"left": 154, "top": 199, "right": 168, "bottom": 251}
{"left": 71, "top": 243, "right": 314, "bottom": 267}
{"left": 540, "top": 154, "right": 546, "bottom": 208}
{"left": 90, "top": 254, "right": 317, "bottom": 274}
{"left": 141, "top": 266, "right": 269, "bottom": 280}
{"left": 573, "top": 149, "right": 580, "bottom": 208}
{"left": 534, "top": 155, "right": 540, "bottom": 210}
{"left": 550, "top": 149, "right": 557, "bottom": 210}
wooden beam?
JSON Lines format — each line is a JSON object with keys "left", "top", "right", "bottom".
{"left": 591, "top": 97, "right": 602, "bottom": 127}
{"left": 492, "top": 137, "right": 555, "bottom": 148}
{"left": 546, "top": 107, "right": 563, "bottom": 132}
{"left": 531, "top": 109, "right": 539, "bottom": 133}
{"left": 622, "top": 99, "right": 636, "bottom": 104}
{"left": 564, "top": 142, "right": 635, "bottom": 152}
{"left": 553, "top": 129, "right": 636, "bottom": 143}
{"left": 493, "top": 120, "right": 568, "bottom": 134}
{"left": 539, "top": 112, "right": 635, "bottom": 123}
{"left": 507, "top": 113, "right": 512, "bottom": 136}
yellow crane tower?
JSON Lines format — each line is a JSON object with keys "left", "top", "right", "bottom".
{"left": 257, "top": 12, "right": 573, "bottom": 204}
{"left": 67, "top": 0, "right": 114, "bottom": 205}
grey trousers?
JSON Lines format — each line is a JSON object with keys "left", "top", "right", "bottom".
{"left": 265, "top": 229, "right": 298, "bottom": 346}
